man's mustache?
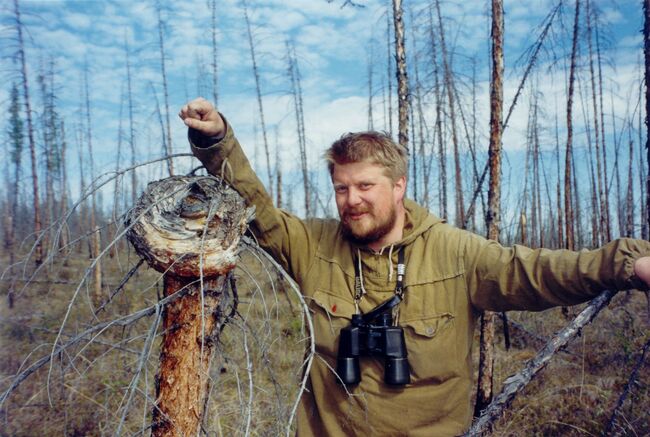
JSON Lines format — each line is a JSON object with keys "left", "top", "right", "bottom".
{"left": 342, "top": 207, "right": 371, "bottom": 218}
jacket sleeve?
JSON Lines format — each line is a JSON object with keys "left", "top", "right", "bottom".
{"left": 188, "top": 117, "right": 319, "bottom": 282}
{"left": 462, "top": 232, "right": 650, "bottom": 312}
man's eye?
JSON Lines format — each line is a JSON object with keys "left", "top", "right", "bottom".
{"left": 359, "top": 183, "right": 373, "bottom": 190}
{"left": 335, "top": 186, "right": 347, "bottom": 194}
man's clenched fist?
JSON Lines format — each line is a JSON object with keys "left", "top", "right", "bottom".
{"left": 178, "top": 97, "right": 226, "bottom": 138}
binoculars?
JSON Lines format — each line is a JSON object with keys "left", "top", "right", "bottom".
{"left": 336, "top": 295, "right": 410, "bottom": 386}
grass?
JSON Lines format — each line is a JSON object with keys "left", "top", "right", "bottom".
{"left": 1, "top": 242, "right": 649, "bottom": 436}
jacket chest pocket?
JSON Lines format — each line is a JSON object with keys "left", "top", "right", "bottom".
{"left": 401, "top": 312, "right": 458, "bottom": 383}
{"left": 310, "top": 289, "right": 356, "bottom": 358}
{"left": 397, "top": 274, "right": 467, "bottom": 383}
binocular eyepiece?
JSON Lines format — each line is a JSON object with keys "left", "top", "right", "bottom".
{"left": 336, "top": 296, "right": 410, "bottom": 386}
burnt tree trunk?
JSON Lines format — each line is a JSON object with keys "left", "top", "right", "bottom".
{"left": 475, "top": 0, "right": 503, "bottom": 418}
{"left": 392, "top": 0, "right": 409, "bottom": 151}
{"left": 14, "top": 0, "right": 43, "bottom": 265}
{"left": 565, "top": 0, "right": 581, "bottom": 251}
{"left": 126, "top": 176, "right": 252, "bottom": 437}
{"left": 644, "top": 0, "right": 650, "bottom": 233}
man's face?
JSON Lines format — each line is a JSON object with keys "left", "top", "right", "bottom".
{"left": 331, "top": 161, "right": 406, "bottom": 246}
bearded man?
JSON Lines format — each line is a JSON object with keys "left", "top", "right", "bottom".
{"left": 179, "top": 97, "right": 650, "bottom": 436}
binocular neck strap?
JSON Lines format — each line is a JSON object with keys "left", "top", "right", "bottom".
{"left": 353, "top": 247, "right": 406, "bottom": 312}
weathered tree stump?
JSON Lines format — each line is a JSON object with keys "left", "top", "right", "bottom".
{"left": 126, "top": 176, "right": 253, "bottom": 437}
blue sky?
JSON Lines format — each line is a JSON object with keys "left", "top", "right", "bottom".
{"left": 0, "top": 0, "right": 646, "bottom": 224}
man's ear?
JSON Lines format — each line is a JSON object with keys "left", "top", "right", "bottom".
{"left": 394, "top": 176, "right": 407, "bottom": 200}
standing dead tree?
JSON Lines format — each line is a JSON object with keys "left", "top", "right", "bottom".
{"left": 392, "top": 0, "right": 409, "bottom": 151}
{"left": 13, "top": 0, "right": 43, "bottom": 265}
{"left": 565, "top": 0, "right": 581, "bottom": 251}
{"left": 644, "top": 0, "right": 650, "bottom": 233}
{"left": 155, "top": 0, "right": 174, "bottom": 177}
{"left": 126, "top": 176, "right": 253, "bottom": 437}
{"left": 434, "top": 0, "right": 464, "bottom": 227}
{"left": 243, "top": 0, "right": 273, "bottom": 200}
{"left": 475, "top": 0, "right": 504, "bottom": 418}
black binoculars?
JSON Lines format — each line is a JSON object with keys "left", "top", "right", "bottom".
{"left": 336, "top": 295, "right": 410, "bottom": 386}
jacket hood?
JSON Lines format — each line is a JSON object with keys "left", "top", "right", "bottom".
{"left": 391, "top": 198, "right": 444, "bottom": 248}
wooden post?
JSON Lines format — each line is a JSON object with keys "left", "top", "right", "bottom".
{"left": 126, "top": 176, "right": 253, "bottom": 437}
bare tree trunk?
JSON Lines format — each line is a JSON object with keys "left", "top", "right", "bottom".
{"left": 83, "top": 67, "right": 102, "bottom": 304}
{"left": 586, "top": 0, "right": 607, "bottom": 244}
{"left": 594, "top": 7, "right": 611, "bottom": 241}
{"left": 565, "top": 0, "right": 581, "bottom": 251}
{"left": 428, "top": 5, "right": 447, "bottom": 219}
{"left": 475, "top": 0, "right": 503, "bottom": 418}
{"left": 386, "top": 7, "right": 394, "bottom": 136}
{"left": 274, "top": 126, "right": 282, "bottom": 209}
{"left": 124, "top": 34, "right": 138, "bottom": 206}
{"left": 287, "top": 40, "right": 310, "bottom": 216}
{"left": 643, "top": 0, "right": 650, "bottom": 232}
{"left": 156, "top": 0, "right": 174, "bottom": 176}
{"left": 434, "top": 0, "right": 464, "bottom": 227}
{"left": 626, "top": 127, "right": 635, "bottom": 237}
{"left": 555, "top": 110, "right": 564, "bottom": 248}
{"left": 59, "top": 120, "right": 69, "bottom": 253}
{"left": 14, "top": 0, "right": 43, "bottom": 265}
{"left": 367, "top": 46, "right": 374, "bottom": 131}
{"left": 392, "top": 0, "right": 409, "bottom": 154}
{"left": 243, "top": 0, "right": 273, "bottom": 199}
{"left": 126, "top": 176, "right": 252, "bottom": 437}
{"left": 209, "top": 0, "right": 219, "bottom": 107}
{"left": 75, "top": 122, "right": 87, "bottom": 255}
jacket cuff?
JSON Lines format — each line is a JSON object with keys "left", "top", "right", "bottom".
{"left": 189, "top": 113, "right": 235, "bottom": 163}
{"left": 623, "top": 240, "right": 650, "bottom": 291}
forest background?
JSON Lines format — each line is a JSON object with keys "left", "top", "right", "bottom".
{"left": 0, "top": 0, "right": 649, "bottom": 435}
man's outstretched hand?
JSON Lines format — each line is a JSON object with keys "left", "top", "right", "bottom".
{"left": 634, "top": 256, "right": 650, "bottom": 289}
{"left": 178, "top": 97, "right": 226, "bottom": 139}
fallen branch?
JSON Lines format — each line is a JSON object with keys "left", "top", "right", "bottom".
{"left": 603, "top": 337, "right": 650, "bottom": 435}
{"left": 466, "top": 289, "right": 616, "bottom": 436}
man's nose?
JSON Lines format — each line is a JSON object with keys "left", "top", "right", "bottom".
{"left": 347, "top": 188, "right": 362, "bottom": 206}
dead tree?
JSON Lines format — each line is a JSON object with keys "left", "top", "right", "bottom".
{"left": 586, "top": 0, "right": 607, "bottom": 244}
{"left": 124, "top": 34, "right": 138, "bottom": 205}
{"left": 427, "top": 4, "right": 447, "bottom": 219}
{"left": 209, "top": 0, "right": 219, "bottom": 107}
{"left": 155, "top": 0, "right": 174, "bottom": 176}
{"left": 385, "top": 8, "right": 394, "bottom": 136}
{"left": 243, "top": 0, "right": 273, "bottom": 200}
{"left": 434, "top": 0, "right": 464, "bottom": 227}
{"left": 13, "top": 0, "right": 43, "bottom": 265}
{"left": 126, "top": 176, "right": 253, "bottom": 437}
{"left": 565, "top": 0, "right": 581, "bottom": 251}
{"left": 83, "top": 66, "right": 103, "bottom": 304}
{"left": 286, "top": 40, "right": 310, "bottom": 216}
{"left": 474, "top": 0, "right": 503, "bottom": 417}
{"left": 392, "top": 0, "right": 409, "bottom": 153}
{"left": 643, "top": 0, "right": 650, "bottom": 232}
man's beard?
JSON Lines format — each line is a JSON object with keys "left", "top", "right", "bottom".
{"left": 340, "top": 204, "right": 397, "bottom": 246}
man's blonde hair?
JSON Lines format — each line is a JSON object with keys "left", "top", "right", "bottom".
{"left": 324, "top": 131, "right": 408, "bottom": 182}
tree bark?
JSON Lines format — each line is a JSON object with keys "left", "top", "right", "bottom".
{"left": 243, "top": 0, "right": 273, "bottom": 200}
{"left": 475, "top": 0, "right": 503, "bottom": 418}
{"left": 643, "top": 0, "right": 650, "bottom": 233}
{"left": 428, "top": 5, "right": 447, "bottom": 219}
{"left": 565, "top": 0, "right": 581, "bottom": 251}
{"left": 14, "top": 0, "right": 43, "bottom": 265}
{"left": 392, "top": 0, "right": 409, "bottom": 152}
{"left": 126, "top": 176, "right": 253, "bottom": 437}
{"left": 434, "top": 0, "right": 464, "bottom": 227}
{"left": 156, "top": 0, "right": 174, "bottom": 176}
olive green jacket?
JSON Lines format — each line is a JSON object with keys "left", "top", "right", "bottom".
{"left": 190, "top": 121, "right": 650, "bottom": 436}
